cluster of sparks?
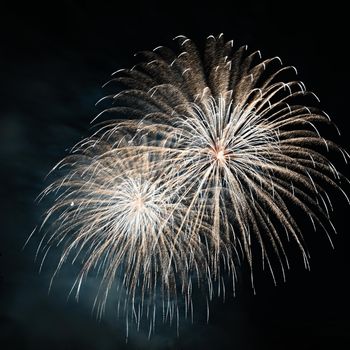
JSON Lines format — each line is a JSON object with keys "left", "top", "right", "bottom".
{"left": 35, "top": 34, "right": 348, "bottom": 336}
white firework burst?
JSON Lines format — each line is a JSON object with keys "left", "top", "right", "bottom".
{"left": 35, "top": 34, "right": 349, "bottom": 336}
{"left": 37, "top": 135, "right": 213, "bottom": 331}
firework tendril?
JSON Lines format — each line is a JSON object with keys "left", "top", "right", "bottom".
{"left": 34, "top": 34, "right": 349, "bottom": 336}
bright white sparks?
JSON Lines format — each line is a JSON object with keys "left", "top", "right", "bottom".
{"left": 35, "top": 34, "right": 349, "bottom": 336}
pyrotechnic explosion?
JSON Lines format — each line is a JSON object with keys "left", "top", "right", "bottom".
{"left": 34, "top": 34, "right": 348, "bottom": 336}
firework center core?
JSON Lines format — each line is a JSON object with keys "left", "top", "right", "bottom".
{"left": 210, "top": 146, "right": 227, "bottom": 164}
{"left": 131, "top": 196, "right": 146, "bottom": 211}
{"left": 216, "top": 150, "right": 225, "bottom": 161}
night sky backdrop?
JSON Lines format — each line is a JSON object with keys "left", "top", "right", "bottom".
{"left": 1, "top": 1, "right": 349, "bottom": 349}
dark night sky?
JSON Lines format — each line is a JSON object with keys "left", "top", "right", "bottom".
{"left": 1, "top": 1, "right": 349, "bottom": 349}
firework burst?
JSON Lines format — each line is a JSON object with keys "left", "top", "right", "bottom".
{"left": 37, "top": 135, "right": 212, "bottom": 331}
{"left": 35, "top": 34, "right": 348, "bottom": 335}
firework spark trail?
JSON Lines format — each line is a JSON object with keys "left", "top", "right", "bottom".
{"left": 35, "top": 34, "right": 349, "bottom": 336}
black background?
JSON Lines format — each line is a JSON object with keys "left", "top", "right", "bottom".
{"left": 1, "top": 1, "right": 349, "bottom": 349}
